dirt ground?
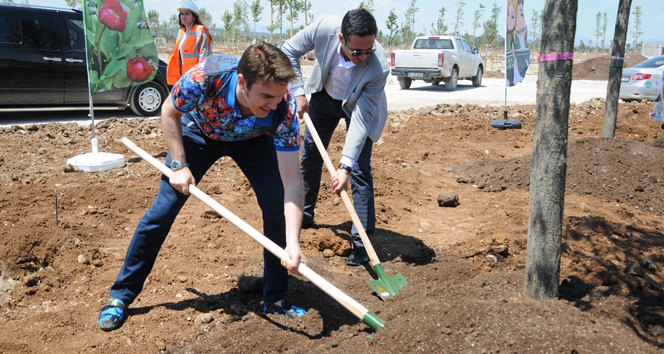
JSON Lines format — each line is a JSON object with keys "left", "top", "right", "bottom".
{"left": 4, "top": 60, "right": 664, "bottom": 353}
{"left": 2, "top": 96, "right": 664, "bottom": 353}
{"left": 572, "top": 53, "right": 648, "bottom": 81}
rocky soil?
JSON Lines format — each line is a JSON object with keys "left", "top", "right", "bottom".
{"left": 1, "top": 95, "right": 664, "bottom": 353}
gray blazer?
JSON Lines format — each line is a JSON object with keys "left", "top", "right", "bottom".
{"left": 282, "top": 15, "right": 389, "bottom": 161}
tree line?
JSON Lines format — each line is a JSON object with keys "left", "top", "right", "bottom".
{"left": 5, "top": 0, "right": 647, "bottom": 54}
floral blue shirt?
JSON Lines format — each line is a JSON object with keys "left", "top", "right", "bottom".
{"left": 171, "top": 54, "right": 300, "bottom": 151}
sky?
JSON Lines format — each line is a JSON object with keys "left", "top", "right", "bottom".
{"left": 25, "top": 0, "right": 664, "bottom": 47}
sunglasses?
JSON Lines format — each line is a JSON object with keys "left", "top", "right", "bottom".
{"left": 345, "top": 41, "right": 376, "bottom": 56}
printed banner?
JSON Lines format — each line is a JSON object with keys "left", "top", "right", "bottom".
{"left": 505, "top": 0, "right": 531, "bottom": 87}
{"left": 83, "top": 0, "right": 158, "bottom": 95}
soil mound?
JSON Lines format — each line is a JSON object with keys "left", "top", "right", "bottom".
{"left": 572, "top": 53, "right": 648, "bottom": 81}
{"left": 484, "top": 70, "right": 504, "bottom": 78}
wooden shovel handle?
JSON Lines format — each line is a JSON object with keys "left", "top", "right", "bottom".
{"left": 302, "top": 114, "right": 381, "bottom": 266}
{"left": 121, "top": 137, "right": 371, "bottom": 321}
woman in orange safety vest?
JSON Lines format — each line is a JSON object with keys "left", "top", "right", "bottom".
{"left": 166, "top": 1, "right": 213, "bottom": 85}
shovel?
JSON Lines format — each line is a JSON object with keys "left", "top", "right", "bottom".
{"left": 121, "top": 137, "right": 385, "bottom": 331}
{"left": 302, "top": 113, "right": 407, "bottom": 300}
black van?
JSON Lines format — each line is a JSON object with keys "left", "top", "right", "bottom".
{"left": 0, "top": 3, "right": 169, "bottom": 116}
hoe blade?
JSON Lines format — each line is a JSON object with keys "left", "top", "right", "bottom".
{"left": 368, "top": 264, "right": 408, "bottom": 300}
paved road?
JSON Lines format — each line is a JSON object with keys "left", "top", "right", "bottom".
{"left": 383, "top": 76, "right": 610, "bottom": 111}
{"left": 0, "top": 75, "right": 610, "bottom": 127}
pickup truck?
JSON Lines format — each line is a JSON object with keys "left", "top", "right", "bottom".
{"left": 390, "top": 36, "right": 484, "bottom": 91}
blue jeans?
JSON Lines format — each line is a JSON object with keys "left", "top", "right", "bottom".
{"left": 301, "top": 89, "right": 375, "bottom": 247}
{"left": 110, "top": 116, "right": 288, "bottom": 304}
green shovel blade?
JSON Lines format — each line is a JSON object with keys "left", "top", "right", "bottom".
{"left": 368, "top": 264, "right": 408, "bottom": 300}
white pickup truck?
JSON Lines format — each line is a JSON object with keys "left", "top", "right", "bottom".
{"left": 390, "top": 36, "right": 484, "bottom": 91}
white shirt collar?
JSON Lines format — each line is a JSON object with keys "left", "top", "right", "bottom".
{"left": 336, "top": 43, "right": 356, "bottom": 69}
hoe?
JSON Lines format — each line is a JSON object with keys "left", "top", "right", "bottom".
{"left": 302, "top": 113, "right": 407, "bottom": 300}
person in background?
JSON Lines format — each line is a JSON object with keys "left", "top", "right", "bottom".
{"left": 166, "top": 1, "right": 212, "bottom": 86}
{"left": 281, "top": 9, "right": 389, "bottom": 266}
{"left": 99, "top": 42, "right": 307, "bottom": 332}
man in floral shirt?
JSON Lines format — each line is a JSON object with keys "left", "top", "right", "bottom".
{"left": 99, "top": 42, "right": 308, "bottom": 332}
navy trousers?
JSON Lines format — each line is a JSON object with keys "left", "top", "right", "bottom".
{"left": 110, "top": 117, "right": 289, "bottom": 305}
{"left": 301, "top": 89, "right": 375, "bottom": 247}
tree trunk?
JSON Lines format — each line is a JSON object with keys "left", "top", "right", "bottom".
{"left": 524, "top": 0, "right": 578, "bottom": 299}
{"left": 602, "top": 0, "right": 632, "bottom": 138}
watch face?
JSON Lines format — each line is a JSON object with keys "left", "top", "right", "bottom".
{"left": 171, "top": 160, "right": 180, "bottom": 170}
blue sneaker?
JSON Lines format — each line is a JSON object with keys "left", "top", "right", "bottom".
{"left": 99, "top": 299, "right": 127, "bottom": 331}
{"left": 263, "top": 298, "right": 307, "bottom": 318}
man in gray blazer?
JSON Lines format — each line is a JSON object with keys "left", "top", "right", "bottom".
{"left": 282, "top": 9, "right": 389, "bottom": 265}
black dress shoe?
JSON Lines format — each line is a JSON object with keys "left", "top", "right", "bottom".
{"left": 346, "top": 246, "right": 369, "bottom": 266}
{"left": 301, "top": 216, "right": 314, "bottom": 229}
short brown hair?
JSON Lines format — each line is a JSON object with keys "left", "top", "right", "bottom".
{"left": 237, "top": 42, "right": 297, "bottom": 90}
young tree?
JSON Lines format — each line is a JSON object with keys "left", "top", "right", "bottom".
{"left": 601, "top": 12, "right": 608, "bottom": 52}
{"left": 630, "top": 5, "right": 642, "bottom": 50}
{"left": 602, "top": 0, "right": 633, "bottom": 138}
{"left": 529, "top": 10, "right": 540, "bottom": 51}
{"left": 63, "top": 0, "right": 82, "bottom": 9}
{"left": 404, "top": 0, "right": 419, "bottom": 45}
{"left": 482, "top": 3, "right": 500, "bottom": 47}
{"left": 453, "top": 1, "right": 466, "bottom": 37}
{"left": 199, "top": 8, "right": 216, "bottom": 31}
{"left": 284, "top": 0, "right": 301, "bottom": 38}
{"left": 358, "top": 0, "right": 374, "bottom": 14}
{"left": 431, "top": 7, "right": 447, "bottom": 36}
{"left": 267, "top": 0, "right": 281, "bottom": 42}
{"left": 222, "top": 9, "right": 235, "bottom": 43}
{"left": 386, "top": 9, "right": 399, "bottom": 49}
{"left": 525, "top": 0, "right": 579, "bottom": 300}
{"left": 594, "top": 12, "right": 601, "bottom": 57}
{"left": 301, "top": 0, "right": 313, "bottom": 26}
{"left": 147, "top": 10, "right": 161, "bottom": 39}
{"left": 250, "top": 0, "right": 264, "bottom": 42}
{"left": 232, "top": 0, "right": 247, "bottom": 45}
{"left": 471, "top": 4, "right": 485, "bottom": 46}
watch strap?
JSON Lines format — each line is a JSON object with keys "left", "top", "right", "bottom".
{"left": 338, "top": 162, "right": 352, "bottom": 173}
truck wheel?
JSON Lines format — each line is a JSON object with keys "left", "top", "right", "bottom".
{"left": 130, "top": 82, "right": 165, "bottom": 117}
{"left": 398, "top": 77, "right": 412, "bottom": 89}
{"left": 445, "top": 68, "right": 458, "bottom": 91}
{"left": 472, "top": 67, "right": 483, "bottom": 87}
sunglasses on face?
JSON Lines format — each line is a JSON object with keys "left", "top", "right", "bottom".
{"left": 345, "top": 41, "right": 376, "bottom": 56}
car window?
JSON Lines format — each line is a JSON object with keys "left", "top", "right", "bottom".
{"left": 455, "top": 38, "right": 464, "bottom": 52}
{"left": 414, "top": 38, "right": 453, "bottom": 49}
{"left": 462, "top": 40, "right": 473, "bottom": 53}
{"left": 633, "top": 56, "right": 664, "bottom": 68}
{"left": 65, "top": 17, "right": 85, "bottom": 51}
{"left": 19, "top": 14, "right": 59, "bottom": 50}
{"left": 0, "top": 16, "right": 21, "bottom": 44}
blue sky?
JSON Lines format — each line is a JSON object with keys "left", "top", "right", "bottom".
{"left": 27, "top": 0, "right": 664, "bottom": 46}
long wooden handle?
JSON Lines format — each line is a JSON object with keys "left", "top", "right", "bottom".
{"left": 121, "top": 137, "right": 372, "bottom": 321}
{"left": 302, "top": 114, "right": 381, "bottom": 266}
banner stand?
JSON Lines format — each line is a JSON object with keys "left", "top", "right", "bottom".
{"left": 66, "top": 10, "right": 125, "bottom": 173}
{"left": 491, "top": 87, "right": 522, "bottom": 130}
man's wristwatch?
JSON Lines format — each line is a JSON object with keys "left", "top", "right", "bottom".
{"left": 338, "top": 163, "right": 353, "bottom": 174}
{"left": 171, "top": 160, "right": 189, "bottom": 171}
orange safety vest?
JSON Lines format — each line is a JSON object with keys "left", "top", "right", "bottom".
{"left": 166, "top": 24, "right": 211, "bottom": 85}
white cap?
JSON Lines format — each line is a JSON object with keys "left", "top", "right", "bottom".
{"left": 177, "top": 1, "right": 199, "bottom": 16}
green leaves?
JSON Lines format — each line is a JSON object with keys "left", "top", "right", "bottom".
{"left": 84, "top": 0, "right": 158, "bottom": 95}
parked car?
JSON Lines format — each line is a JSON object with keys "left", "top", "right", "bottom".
{"left": 390, "top": 36, "right": 484, "bottom": 90}
{"left": 620, "top": 55, "right": 664, "bottom": 102}
{"left": 0, "top": 3, "right": 169, "bottom": 116}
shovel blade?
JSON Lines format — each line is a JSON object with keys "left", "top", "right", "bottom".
{"left": 368, "top": 273, "right": 408, "bottom": 300}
